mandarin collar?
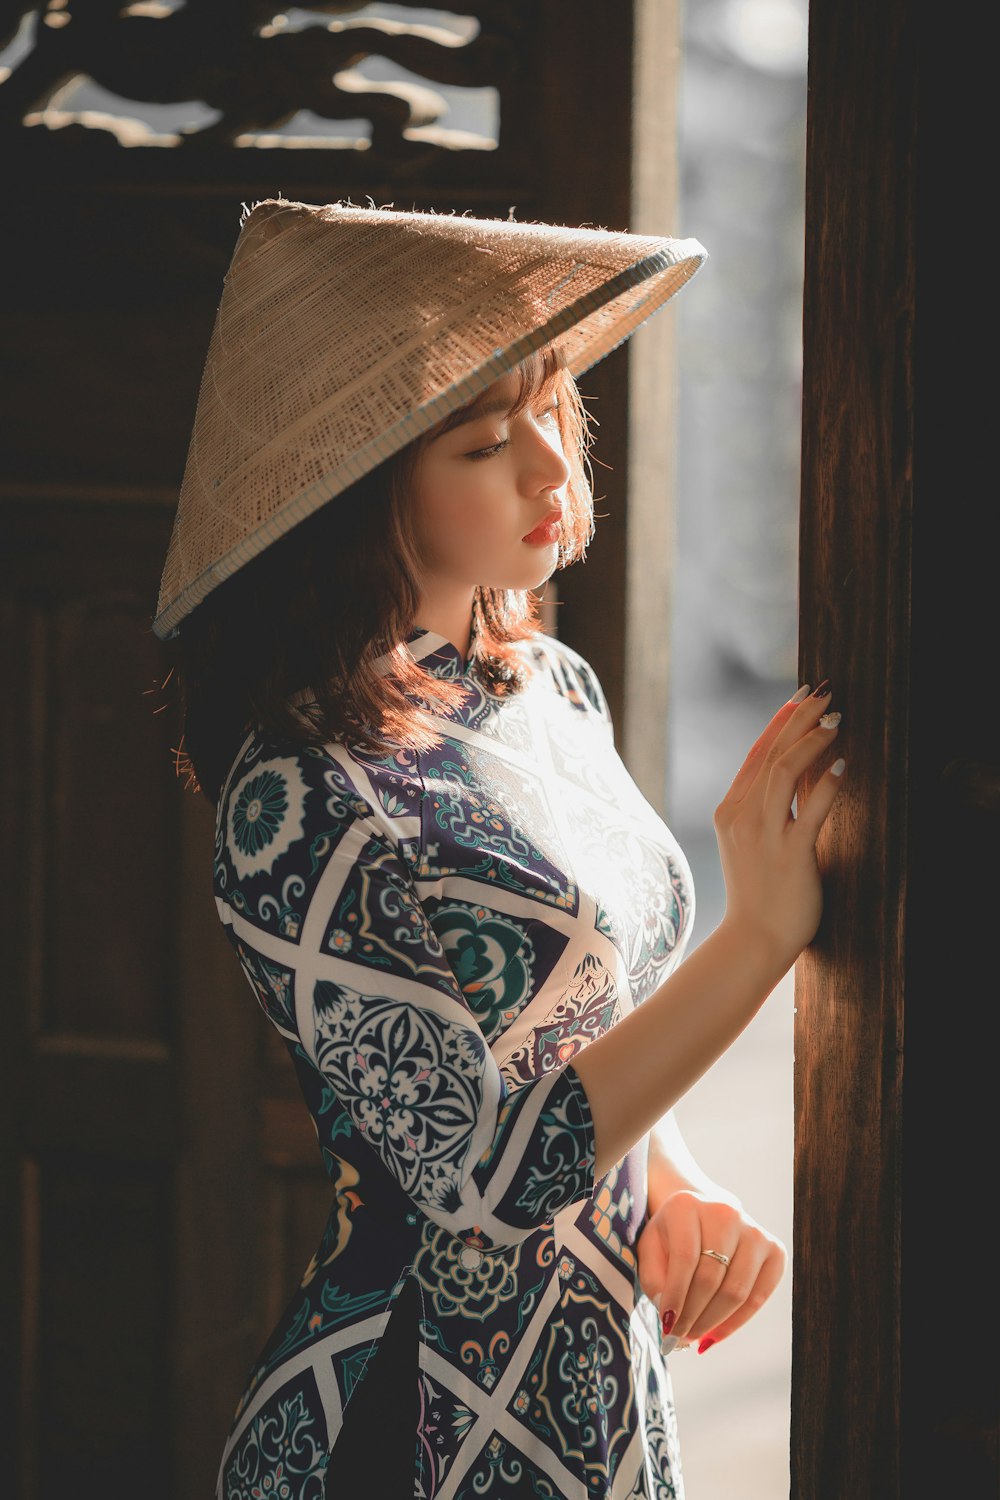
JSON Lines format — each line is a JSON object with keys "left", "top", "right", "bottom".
{"left": 405, "top": 624, "right": 479, "bottom": 679}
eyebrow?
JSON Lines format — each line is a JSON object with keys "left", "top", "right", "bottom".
{"left": 439, "top": 394, "right": 514, "bottom": 434}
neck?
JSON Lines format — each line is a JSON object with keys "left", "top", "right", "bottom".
{"left": 415, "top": 586, "right": 476, "bottom": 663}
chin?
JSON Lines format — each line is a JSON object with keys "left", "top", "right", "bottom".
{"left": 513, "top": 559, "right": 561, "bottom": 591}
{"left": 532, "top": 559, "right": 560, "bottom": 588}
{"left": 491, "top": 572, "right": 557, "bottom": 595}
{"left": 477, "top": 552, "right": 560, "bottom": 594}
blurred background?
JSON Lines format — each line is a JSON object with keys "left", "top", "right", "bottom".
{"left": 664, "top": 2, "right": 807, "bottom": 1494}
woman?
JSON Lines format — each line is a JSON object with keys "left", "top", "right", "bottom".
{"left": 154, "top": 199, "right": 844, "bottom": 1499}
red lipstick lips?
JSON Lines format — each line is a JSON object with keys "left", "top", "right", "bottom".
{"left": 523, "top": 516, "right": 562, "bottom": 545}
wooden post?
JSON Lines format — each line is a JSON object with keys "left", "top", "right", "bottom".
{"left": 795, "top": 0, "right": 997, "bottom": 1493}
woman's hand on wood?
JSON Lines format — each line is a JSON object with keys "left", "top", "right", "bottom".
{"left": 713, "top": 683, "right": 845, "bottom": 969}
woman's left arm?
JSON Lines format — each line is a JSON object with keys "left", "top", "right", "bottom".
{"left": 639, "top": 1112, "right": 787, "bottom": 1353}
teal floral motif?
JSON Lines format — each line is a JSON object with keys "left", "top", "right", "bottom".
{"left": 225, "top": 756, "right": 307, "bottom": 882}
{"left": 426, "top": 757, "right": 541, "bottom": 859}
{"left": 233, "top": 771, "right": 287, "bottom": 857}
{"left": 595, "top": 905, "right": 616, "bottom": 942}
{"left": 379, "top": 788, "right": 410, "bottom": 818}
{"left": 261, "top": 1282, "right": 387, "bottom": 1373}
{"left": 413, "top": 1224, "right": 522, "bottom": 1322}
{"left": 433, "top": 903, "right": 534, "bottom": 1039}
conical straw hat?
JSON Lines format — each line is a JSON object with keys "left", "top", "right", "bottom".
{"left": 153, "top": 198, "right": 707, "bottom": 639}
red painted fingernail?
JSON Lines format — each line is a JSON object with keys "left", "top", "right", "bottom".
{"left": 661, "top": 1308, "right": 676, "bottom": 1337}
{"left": 697, "top": 1335, "right": 717, "bottom": 1355}
{"left": 810, "top": 678, "right": 831, "bottom": 698}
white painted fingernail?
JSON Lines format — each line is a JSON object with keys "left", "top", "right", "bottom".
{"left": 819, "top": 711, "right": 841, "bottom": 729}
{"left": 790, "top": 684, "right": 811, "bottom": 704}
{"left": 830, "top": 758, "right": 846, "bottom": 776}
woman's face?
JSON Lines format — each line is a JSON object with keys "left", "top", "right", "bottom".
{"left": 407, "top": 369, "right": 570, "bottom": 608}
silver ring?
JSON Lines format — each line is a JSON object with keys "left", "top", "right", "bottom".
{"left": 701, "top": 1249, "right": 731, "bottom": 1267}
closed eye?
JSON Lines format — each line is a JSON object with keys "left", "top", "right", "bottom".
{"left": 466, "top": 438, "right": 510, "bottom": 461}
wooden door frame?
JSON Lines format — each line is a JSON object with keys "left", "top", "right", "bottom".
{"left": 794, "top": 0, "right": 997, "bottom": 1494}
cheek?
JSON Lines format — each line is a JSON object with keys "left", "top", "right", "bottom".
{"left": 411, "top": 470, "right": 504, "bottom": 562}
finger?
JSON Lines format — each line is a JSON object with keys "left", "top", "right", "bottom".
{"left": 672, "top": 1243, "right": 740, "bottom": 1339}
{"left": 761, "top": 716, "right": 841, "bottom": 824}
{"left": 760, "top": 690, "right": 837, "bottom": 784}
{"left": 636, "top": 1218, "right": 670, "bottom": 1309}
{"left": 791, "top": 755, "right": 847, "bottom": 844}
{"left": 637, "top": 1207, "right": 694, "bottom": 1346}
{"left": 652, "top": 1206, "right": 704, "bottom": 1340}
{"left": 688, "top": 1244, "right": 787, "bottom": 1351}
{"left": 717, "top": 692, "right": 808, "bottom": 808}
{"left": 659, "top": 1200, "right": 742, "bottom": 1339}
{"left": 719, "top": 684, "right": 833, "bottom": 811}
{"left": 685, "top": 1240, "right": 770, "bottom": 1342}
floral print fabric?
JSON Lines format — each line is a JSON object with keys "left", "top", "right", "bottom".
{"left": 213, "top": 628, "right": 695, "bottom": 1499}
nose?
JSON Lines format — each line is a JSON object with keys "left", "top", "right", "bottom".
{"left": 519, "top": 414, "right": 570, "bottom": 498}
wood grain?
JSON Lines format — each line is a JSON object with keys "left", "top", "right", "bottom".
{"left": 795, "top": 0, "right": 915, "bottom": 1490}
{"left": 795, "top": 0, "right": 997, "bottom": 1495}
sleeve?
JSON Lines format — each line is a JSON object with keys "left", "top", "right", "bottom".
{"left": 286, "top": 815, "right": 598, "bottom": 1251}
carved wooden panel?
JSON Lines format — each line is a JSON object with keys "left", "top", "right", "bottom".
{"left": 0, "top": 1, "right": 541, "bottom": 191}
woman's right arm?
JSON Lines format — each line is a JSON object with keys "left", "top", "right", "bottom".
{"left": 572, "top": 683, "right": 844, "bottom": 1179}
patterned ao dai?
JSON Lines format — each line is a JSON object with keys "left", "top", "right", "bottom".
{"left": 212, "top": 626, "right": 695, "bottom": 1499}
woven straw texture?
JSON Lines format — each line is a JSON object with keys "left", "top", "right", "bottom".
{"left": 153, "top": 199, "right": 707, "bottom": 638}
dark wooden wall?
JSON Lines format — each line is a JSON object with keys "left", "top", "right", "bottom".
{"left": 0, "top": 4, "right": 680, "bottom": 1494}
{"left": 795, "top": 0, "right": 998, "bottom": 1495}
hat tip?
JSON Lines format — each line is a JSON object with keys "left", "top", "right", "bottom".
{"left": 240, "top": 194, "right": 292, "bottom": 226}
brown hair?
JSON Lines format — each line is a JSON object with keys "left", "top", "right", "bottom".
{"left": 166, "top": 348, "right": 594, "bottom": 804}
